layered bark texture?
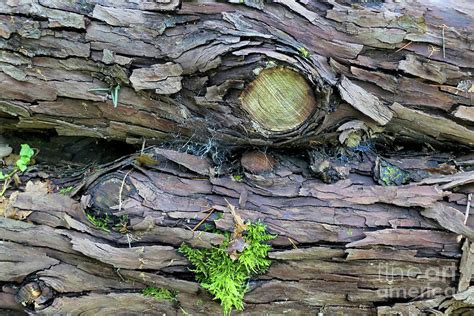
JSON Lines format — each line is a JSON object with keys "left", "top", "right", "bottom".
{"left": 0, "top": 146, "right": 474, "bottom": 315}
{"left": 0, "top": 0, "right": 472, "bottom": 146}
{"left": 0, "top": 0, "right": 474, "bottom": 315}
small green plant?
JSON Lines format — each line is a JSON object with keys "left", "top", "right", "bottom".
{"left": 179, "top": 221, "right": 275, "bottom": 315}
{"left": 142, "top": 287, "right": 176, "bottom": 300}
{"left": 113, "top": 214, "right": 129, "bottom": 234}
{"left": 232, "top": 174, "right": 242, "bottom": 182}
{"left": 59, "top": 186, "right": 74, "bottom": 195}
{"left": 86, "top": 212, "right": 111, "bottom": 232}
{"left": 0, "top": 144, "right": 35, "bottom": 197}
{"left": 298, "top": 46, "right": 310, "bottom": 58}
{"left": 88, "top": 84, "right": 121, "bottom": 107}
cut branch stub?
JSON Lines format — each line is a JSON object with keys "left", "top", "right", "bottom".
{"left": 239, "top": 67, "right": 317, "bottom": 133}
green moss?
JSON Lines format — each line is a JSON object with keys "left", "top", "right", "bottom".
{"left": 232, "top": 174, "right": 242, "bottom": 182}
{"left": 298, "top": 46, "right": 310, "bottom": 58}
{"left": 142, "top": 287, "right": 176, "bottom": 300}
{"left": 179, "top": 221, "right": 275, "bottom": 315}
{"left": 59, "top": 186, "right": 74, "bottom": 195}
{"left": 86, "top": 212, "right": 111, "bottom": 232}
{"left": 377, "top": 160, "right": 410, "bottom": 186}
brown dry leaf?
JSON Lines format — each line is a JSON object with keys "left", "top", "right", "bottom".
{"left": 0, "top": 196, "right": 8, "bottom": 216}
{"left": 227, "top": 237, "right": 248, "bottom": 261}
{"left": 3, "top": 191, "right": 32, "bottom": 220}
{"left": 12, "top": 173, "right": 21, "bottom": 186}
{"left": 225, "top": 200, "right": 249, "bottom": 261}
{"left": 24, "top": 181, "right": 49, "bottom": 195}
{"left": 226, "top": 200, "right": 247, "bottom": 238}
{"left": 4, "top": 181, "right": 51, "bottom": 220}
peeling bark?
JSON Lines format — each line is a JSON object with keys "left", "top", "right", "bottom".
{"left": 1, "top": 146, "right": 473, "bottom": 314}
{"left": 0, "top": 0, "right": 472, "bottom": 146}
{"left": 0, "top": 0, "right": 474, "bottom": 315}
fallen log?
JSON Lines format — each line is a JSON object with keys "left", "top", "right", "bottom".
{"left": 0, "top": 145, "right": 473, "bottom": 315}
{"left": 0, "top": 0, "right": 472, "bottom": 147}
{"left": 0, "top": 0, "right": 473, "bottom": 315}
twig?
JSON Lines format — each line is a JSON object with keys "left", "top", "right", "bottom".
{"left": 0, "top": 169, "right": 17, "bottom": 197}
{"left": 192, "top": 207, "right": 215, "bottom": 231}
{"left": 115, "top": 268, "right": 125, "bottom": 282}
{"left": 394, "top": 41, "right": 412, "bottom": 53}
{"left": 464, "top": 193, "right": 472, "bottom": 225}
{"left": 428, "top": 45, "right": 440, "bottom": 58}
{"left": 288, "top": 237, "right": 298, "bottom": 249}
{"left": 118, "top": 169, "right": 133, "bottom": 212}
{"left": 140, "top": 138, "right": 146, "bottom": 154}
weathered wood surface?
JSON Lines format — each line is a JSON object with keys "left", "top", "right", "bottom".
{"left": 0, "top": 0, "right": 472, "bottom": 147}
{"left": 0, "top": 146, "right": 473, "bottom": 315}
{"left": 1, "top": 0, "right": 474, "bottom": 314}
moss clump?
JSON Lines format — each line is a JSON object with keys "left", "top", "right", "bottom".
{"left": 85, "top": 212, "right": 111, "bottom": 232}
{"left": 142, "top": 287, "right": 176, "bottom": 300}
{"left": 298, "top": 46, "right": 310, "bottom": 58}
{"left": 179, "top": 221, "right": 275, "bottom": 315}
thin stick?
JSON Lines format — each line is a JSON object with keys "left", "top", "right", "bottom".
{"left": 118, "top": 169, "right": 133, "bottom": 212}
{"left": 192, "top": 207, "right": 215, "bottom": 231}
{"left": 464, "top": 193, "right": 472, "bottom": 225}
{"left": 288, "top": 237, "right": 298, "bottom": 249}
{"left": 394, "top": 41, "right": 412, "bottom": 53}
{"left": 88, "top": 88, "right": 110, "bottom": 92}
{"left": 140, "top": 138, "right": 146, "bottom": 154}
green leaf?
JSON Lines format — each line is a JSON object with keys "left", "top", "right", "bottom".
{"left": 0, "top": 171, "right": 6, "bottom": 180}
{"left": 112, "top": 84, "right": 120, "bottom": 108}
{"left": 15, "top": 144, "right": 34, "bottom": 172}
{"left": 16, "top": 159, "right": 28, "bottom": 172}
{"left": 19, "top": 144, "right": 34, "bottom": 159}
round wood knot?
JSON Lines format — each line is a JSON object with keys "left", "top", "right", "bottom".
{"left": 241, "top": 151, "right": 276, "bottom": 174}
{"left": 240, "top": 67, "right": 317, "bottom": 133}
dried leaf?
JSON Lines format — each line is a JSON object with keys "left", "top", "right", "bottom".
{"left": 226, "top": 200, "right": 248, "bottom": 238}
{"left": 227, "top": 237, "right": 249, "bottom": 261}
{"left": 225, "top": 200, "right": 249, "bottom": 260}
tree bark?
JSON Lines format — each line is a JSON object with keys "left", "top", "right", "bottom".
{"left": 1, "top": 145, "right": 473, "bottom": 315}
{"left": 1, "top": 0, "right": 474, "bottom": 315}
{"left": 0, "top": 0, "right": 472, "bottom": 147}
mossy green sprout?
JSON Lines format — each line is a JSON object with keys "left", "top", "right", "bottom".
{"left": 179, "top": 221, "right": 275, "bottom": 315}
{"left": 298, "top": 46, "right": 311, "bottom": 58}
{"left": 59, "top": 186, "right": 74, "bottom": 195}
{"left": 0, "top": 144, "right": 35, "bottom": 197}
{"left": 232, "top": 174, "right": 242, "bottom": 182}
{"left": 142, "top": 287, "right": 176, "bottom": 301}
{"left": 86, "top": 212, "right": 111, "bottom": 232}
{"left": 88, "top": 84, "right": 121, "bottom": 108}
